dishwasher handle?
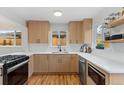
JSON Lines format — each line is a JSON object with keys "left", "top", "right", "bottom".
{"left": 79, "top": 60, "right": 86, "bottom": 63}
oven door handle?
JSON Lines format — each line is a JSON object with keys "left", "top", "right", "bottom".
{"left": 7, "top": 60, "right": 29, "bottom": 74}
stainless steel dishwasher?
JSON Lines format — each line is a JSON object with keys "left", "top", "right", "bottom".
{"left": 79, "top": 56, "right": 86, "bottom": 85}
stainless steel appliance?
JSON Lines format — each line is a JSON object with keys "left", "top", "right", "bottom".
{"left": 87, "top": 64, "right": 105, "bottom": 85}
{"left": 0, "top": 55, "right": 29, "bottom": 85}
{"left": 79, "top": 56, "right": 86, "bottom": 85}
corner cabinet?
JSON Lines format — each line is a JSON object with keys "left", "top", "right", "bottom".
{"left": 27, "top": 21, "right": 49, "bottom": 44}
{"left": 68, "top": 21, "right": 83, "bottom": 44}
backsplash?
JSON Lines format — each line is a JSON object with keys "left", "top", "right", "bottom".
{"left": 29, "top": 44, "right": 49, "bottom": 52}
{"left": 29, "top": 44, "right": 81, "bottom": 52}
{"left": 0, "top": 47, "right": 25, "bottom": 55}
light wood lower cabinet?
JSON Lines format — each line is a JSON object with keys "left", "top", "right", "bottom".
{"left": 33, "top": 54, "right": 79, "bottom": 73}
{"left": 49, "top": 54, "right": 71, "bottom": 72}
{"left": 61, "top": 55, "right": 71, "bottom": 72}
{"left": 33, "top": 54, "right": 49, "bottom": 73}
{"left": 70, "top": 54, "right": 79, "bottom": 73}
{"left": 48, "top": 55, "right": 58, "bottom": 72}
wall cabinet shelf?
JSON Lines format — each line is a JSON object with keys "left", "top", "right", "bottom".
{"left": 104, "top": 39, "right": 124, "bottom": 43}
{"left": 107, "top": 16, "right": 124, "bottom": 28}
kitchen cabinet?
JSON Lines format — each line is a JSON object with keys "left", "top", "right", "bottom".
{"left": 59, "top": 55, "right": 71, "bottom": 72}
{"left": 49, "top": 54, "right": 71, "bottom": 72}
{"left": 68, "top": 21, "right": 83, "bottom": 44}
{"left": 27, "top": 21, "right": 49, "bottom": 44}
{"left": 70, "top": 54, "right": 79, "bottom": 73}
{"left": 28, "top": 55, "right": 34, "bottom": 78}
{"left": 83, "top": 19, "right": 92, "bottom": 45}
{"left": 33, "top": 54, "right": 79, "bottom": 73}
{"left": 33, "top": 54, "right": 49, "bottom": 73}
{"left": 48, "top": 55, "right": 58, "bottom": 72}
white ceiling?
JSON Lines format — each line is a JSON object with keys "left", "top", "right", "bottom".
{"left": 0, "top": 7, "right": 103, "bottom": 25}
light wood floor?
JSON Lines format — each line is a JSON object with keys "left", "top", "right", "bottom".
{"left": 27, "top": 74, "right": 81, "bottom": 85}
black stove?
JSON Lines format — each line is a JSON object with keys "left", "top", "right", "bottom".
{"left": 0, "top": 55, "right": 29, "bottom": 69}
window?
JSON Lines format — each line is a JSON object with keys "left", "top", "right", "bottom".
{"left": 0, "top": 30, "right": 22, "bottom": 46}
{"left": 52, "top": 31, "right": 66, "bottom": 46}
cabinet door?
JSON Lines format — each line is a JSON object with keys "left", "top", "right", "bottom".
{"left": 48, "top": 55, "right": 58, "bottom": 72}
{"left": 27, "top": 21, "right": 49, "bottom": 44}
{"left": 48, "top": 54, "right": 71, "bottom": 72}
{"left": 33, "top": 54, "right": 49, "bottom": 72}
{"left": 28, "top": 21, "right": 41, "bottom": 43}
{"left": 40, "top": 22, "right": 49, "bottom": 43}
{"left": 56, "top": 55, "right": 71, "bottom": 72}
{"left": 68, "top": 21, "right": 83, "bottom": 44}
{"left": 61, "top": 55, "right": 71, "bottom": 72}
{"left": 83, "top": 19, "right": 92, "bottom": 45}
{"left": 70, "top": 54, "right": 79, "bottom": 73}
{"left": 68, "top": 22, "right": 77, "bottom": 43}
{"left": 77, "top": 21, "right": 83, "bottom": 44}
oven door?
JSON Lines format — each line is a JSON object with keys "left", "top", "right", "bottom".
{"left": 87, "top": 64, "right": 105, "bottom": 85}
{"left": 5, "top": 61, "right": 28, "bottom": 85}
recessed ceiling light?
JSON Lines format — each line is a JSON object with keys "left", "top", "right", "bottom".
{"left": 53, "top": 11, "right": 63, "bottom": 17}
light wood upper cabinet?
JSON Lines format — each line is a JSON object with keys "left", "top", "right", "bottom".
{"left": 68, "top": 21, "right": 83, "bottom": 44}
{"left": 33, "top": 54, "right": 49, "bottom": 72}
{"left": 83, "top": 19, "right": 92, "bottom": 45}
{"left": 68, "top": 22, "right": 77, "bottom": 44}
{"left": 27, "top": 21, "right": 49, "bottom": 44}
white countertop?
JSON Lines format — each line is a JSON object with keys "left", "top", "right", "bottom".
{"left": 0, "top": 52, "right": 124, "bottom": 74}
{"left": 78, "top": 52, "right": 124, "bottom": 74}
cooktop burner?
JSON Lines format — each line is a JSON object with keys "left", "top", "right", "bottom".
{"left": 0, "top": 55, "right": 29, "bottom": 68}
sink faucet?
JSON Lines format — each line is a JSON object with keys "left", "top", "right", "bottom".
{"left": 58, "top": 44, "right": 62, "bottom": 52}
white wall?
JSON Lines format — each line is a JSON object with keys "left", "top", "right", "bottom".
{"left": 92, "top": 7, "right": 124, "bottom": 62}
{"left": 0, "top": 15, "right": 28, "bottom": 55}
